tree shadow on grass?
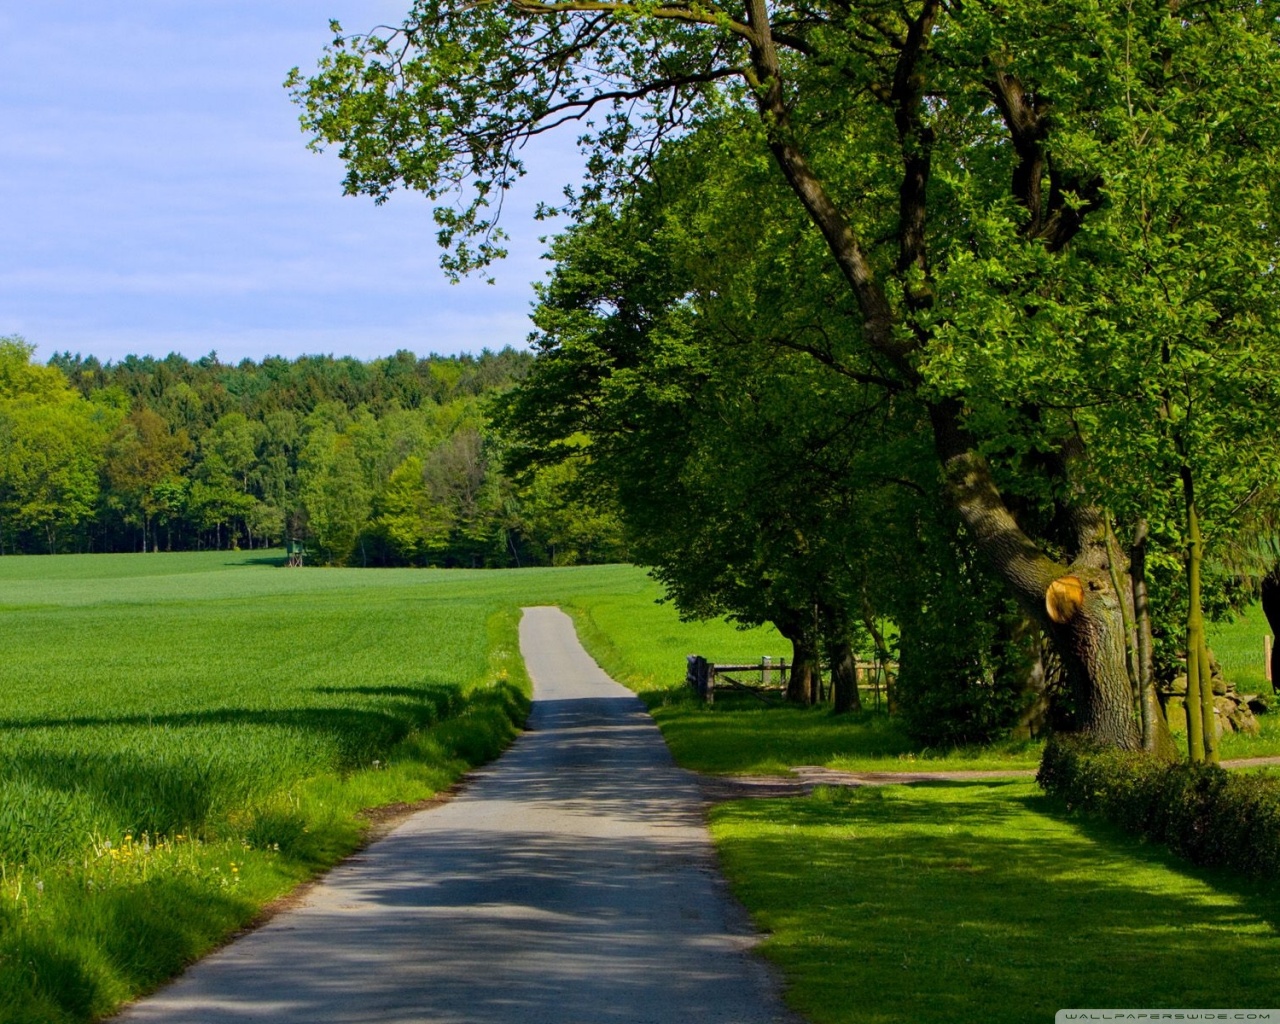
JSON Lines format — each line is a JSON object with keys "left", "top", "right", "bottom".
{"left": 650, "top": 699, "right": 917, "bottom": 773}
{"left": 309, "top": 683, "right": 466, "bottom": 717}
{"left": 715, "top": 782, "right": 1280, "bottom": 1024}
{"left": 0, "top": 678, "right": 467, "bottom": 744}
{"left": 1015, "top": 788, "right": 1280, "bottom": 931}
{"left": 1, "top": 872, "right": 260, "bottom": 1023}
{"left": 221, "top": 554, "right": 287, "bottom": 568}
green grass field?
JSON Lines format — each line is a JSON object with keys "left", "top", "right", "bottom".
{"left": 1208, "top": 602, "right": 1274, "bottom": 694}
{"left": 0, "top": 553, "right": 686, "bottom": 1023}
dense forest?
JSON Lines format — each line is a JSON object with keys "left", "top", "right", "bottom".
{"left": 0, "top": 336, "right": 623, "bottom": 567}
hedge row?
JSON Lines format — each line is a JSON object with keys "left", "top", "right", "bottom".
{"left": 1037, "top": 738, "right": 1280, "bottom": 876}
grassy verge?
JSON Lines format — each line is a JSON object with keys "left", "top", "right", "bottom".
{"left": 711, "top": 782, "right": 1280, "bottom": 1023}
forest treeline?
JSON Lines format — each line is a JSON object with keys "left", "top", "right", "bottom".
{"left": 0, "top": 337, "right": 623, "bottom": 567}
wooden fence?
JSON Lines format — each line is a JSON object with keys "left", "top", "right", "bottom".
{"left": 686, "top": 654, "right": 897, "bottom": 707}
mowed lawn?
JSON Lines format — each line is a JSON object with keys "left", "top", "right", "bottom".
{"left": 711, "top": 782, "right": 1280, "bottom": 1024}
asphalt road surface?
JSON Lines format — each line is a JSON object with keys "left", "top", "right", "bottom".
{"left": 117, "top": 606, "right": 797, "bottom": 1024}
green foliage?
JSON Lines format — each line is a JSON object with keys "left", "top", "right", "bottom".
{"left": 888, "top": 510, "right": 1046, "bottom": 745}
{"left": 291, "top": 0, "right": 1280, "bottom": 750}
{"left": 0, "top": 346, "right": 624, "bottom": 566}
{"left": 1038, "top": 737, "right": 1280, "bottom": 876}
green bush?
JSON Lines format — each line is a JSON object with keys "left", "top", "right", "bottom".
{"left": 1037, "top": 737, "right": 1280, "bottom": 876}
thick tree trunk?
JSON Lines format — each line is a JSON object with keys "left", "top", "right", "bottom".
{"left": 828, "top": 636, "right": 861, "bottom": 714}
{"left": 777, "top": 614, "right": 819, "bottom": 706}
{"left": 1262, "top": 568, "right": 1280, "bottom": 694}
{"left": 930, "top": 402, "right": 1141, "bottom": 749}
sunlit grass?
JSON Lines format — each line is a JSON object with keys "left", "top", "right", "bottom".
{"left": 566, "top": 594, "right": 1042, "bottom": 774}
{"left": 712, "top": 782, "right": 1280, "bottom": 1023}
{"left": 1208, "top": 601, "right": 1272, "bottom": 694}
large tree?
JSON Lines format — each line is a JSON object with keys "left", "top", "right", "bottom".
{"left": 502, "top": 128, "right": 1051, "bottom": 733}
{"left": 291, "top": 0, "right": 1280, "bottom": 750}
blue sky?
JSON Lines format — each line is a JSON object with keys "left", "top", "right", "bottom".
{"left": 0, "top": 2, "right": 583, "bottom": 364}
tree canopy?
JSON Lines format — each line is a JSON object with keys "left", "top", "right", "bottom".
{"left": 292, "top": 0, "right": 1280, "bottom": 752}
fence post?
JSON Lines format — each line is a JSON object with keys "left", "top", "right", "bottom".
{"left": 1266, "top": 635, "right": 1273, "bottom": 687}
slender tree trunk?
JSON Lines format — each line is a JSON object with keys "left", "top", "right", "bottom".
{"left": 1183, "top": 507, "right": 1205, "bottom": 762}
{"left": 1130, "top": 522, "right": 1178, "bottom": 759}
{"left": 1182, "top": 471, "right": 1217, "bottom": 763}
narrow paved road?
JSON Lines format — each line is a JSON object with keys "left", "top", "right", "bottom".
{"left": 117, "top": 606, "right": 797, "bottom": 1024}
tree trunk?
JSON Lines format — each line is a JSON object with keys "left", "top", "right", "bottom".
{"left": 829, "top": 636, "right": 862, "bottom": 714}
{"left": 1262, "top": 567, "right": 1280, "bottom": 694}
{"left": 1130, "top": 522, "right": 1179, "bottom": 760}
{"left": 777, "top": 614, "right": 819, "bottom": 706}
{"left": 1183, "top": 476, "right": 1216, "bottom": 763}
{"left": 930, "top": 404, "right": 1141, "bottom": 749}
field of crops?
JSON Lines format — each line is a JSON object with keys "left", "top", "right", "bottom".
{"left": 0, "top": 552, "right": 784, "bottom": 1023}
